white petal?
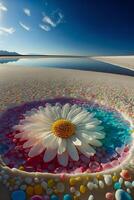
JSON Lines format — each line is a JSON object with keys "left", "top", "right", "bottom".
{"left": 72, "top": 111, "right": 89, "bottom": 124}
{"left": 15, "top": 132, "right": 25, "bottom": 139}
{"left": 67, "top": 107, "right": 82, "bottom": 120}
{"left": 70, "top": 135, "right": 82, "bottom": 146}
{"left": 55, "top": 103, "right": 62, "bottom": 107}
{"left": 35, "top": 110, "right": 52, "bottom": 123}
{"left": 87, "top": 131, "right": 105, "bottom": 139}
{"left": 61, "top": 103, "right": 71, "bottom": 118}
{"left": 57, "top": 151, "right": 68, "bottom": 167}
{"left": 25, "top": 109, "right": 37, "bottom": 116}
{"left": 58, "top": 138, "right": 67, "bottom": 154}
{"left": 75, "top": 131, "right": 89, "bottom": 144}
{"left": 43, "top": 148, "right": 57, "bottom": 162}
{"left": 88, "top": 138, "right": 102, "bottom": 147}
{"left": 66, "top": 104, "right": 77, "bottom": 118}
{"left": 19, "top": 123, "right": 45, "bottom": 131}
{"left": 53, "top": 106, "right": 61, "bottom": 119}
{"left": 67, "top": 139, "right": 79, "bottom": 161}
{"left": 76, "top": 131, "right": 88, "bottom": 138}
{"left": 43, "top": 134, "right": 58, "bottom": 149}
{"left": 28, "top": 143, "right": 45, "bottom": 157}
{"left": 21, "top": 124, "right": 51, "bottom": 135}
{"left": 76, "top": 131, "right": 105, "bottom": 146}
{"left": 86, "top": 119, "right": 101, "bottom": 126}
{"left": 85, "top": 124, "right": 96, "bottom": 129}
{"left": 87, "top": 126, "right": 104, "bottom": 131}
{"left": 25, "top": 112, "right": 52, "bottom": 125}
{"left": 19, "top": 130, "right": 51, "bottom": 141}
{"left": 81, "top": 113, "right": 95, "bottom": 122}
{"left": 23, "top": 139, "right": 37, "bottom": 148}
{"left": 77, "top": 144, "right": 96, "bottom": 158}
{"left": 45, "top": 105, "right": 57, "bottom": 121}
{"left": 37, "top": 131, "right": 52, "bottom": 140}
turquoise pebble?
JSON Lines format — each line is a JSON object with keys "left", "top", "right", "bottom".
{"left": 11, "top": 190, "right": 26, "bottom": 200}
{"left": 115, "top": 189, "right": 132, "bottom": 200}
{"left": 124, "top": 181, "right": 132, "bottom": 188}
{"left": 50, "top": 195, "right": 59, "bottom": 200}
{"left": 114, "top": 182, "right": 121, "bottom": 190}
{"left": 131, "top": 181, "right": 134, "bottom": 187}
{"left": 63, "top": 194, "right": 72, "bottom": 200}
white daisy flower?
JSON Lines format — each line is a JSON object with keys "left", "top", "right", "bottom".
{"left": 14, "top": 103, "right": 105, "bottom": 166}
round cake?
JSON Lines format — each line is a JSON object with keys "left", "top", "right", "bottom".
{"left": 0, "top": 66, "right": 134, "bottom": 200}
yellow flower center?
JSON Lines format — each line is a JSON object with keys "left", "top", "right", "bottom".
{"left": 52, "top": 119, "right": 75, "bottom": 138}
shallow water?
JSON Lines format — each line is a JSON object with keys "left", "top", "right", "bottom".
{"left": 0, "top": 57, "right": 134, "bottom": 76}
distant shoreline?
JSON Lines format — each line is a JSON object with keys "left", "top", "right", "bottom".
{"left": 0, "top": 55, "right": 89, "bottom": 59}
{"left": 0, "top": 55, "right": 134, "bottom": 75}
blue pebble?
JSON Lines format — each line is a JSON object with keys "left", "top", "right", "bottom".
{"left": 11, "top": 190, "right": 26, "bottom": 200}
{"left": 115, "top": 189, "right": 132, "bottom": 200}
{"left": 114, "top": 182, "right": 121, "bottom": 190}
{"left": 50, "top": 195, "right": 59, "bottom": 200}
{"left": 63, "top": 194, "right": 72, "bottom": 200}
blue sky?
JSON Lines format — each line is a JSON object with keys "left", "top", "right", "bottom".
{"left": 0, "top": 0, "right": 134, "bottom": 55}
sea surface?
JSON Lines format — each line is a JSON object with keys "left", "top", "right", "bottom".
{"left": 0, "top": 57, "right": 134, "bottom": 76}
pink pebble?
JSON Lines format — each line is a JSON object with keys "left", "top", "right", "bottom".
{"left": 74, "top": 167, "right": 83, "bottom": 173}
{"left": 124, "top": 146, "right": 129, "bottom": 152}
{"left": 111, "top": 160, "right": 119, "bottom": 167}
{"left": 60, "top": 173, "right": 66, "bottom": 181}
{"left": 43, "top": 195, "right": 50, "bottom": 200}
{"left": 30, "top": 195, "right": 44, "bottom": 200}
{"left": 89, "top": 161, "right": 101, "bottom": 172}
{"left": 105, "top": 192, "right": 114, "bottom": 200}
{"left": 102, "top": 163, "right": 112, "bottom": 170}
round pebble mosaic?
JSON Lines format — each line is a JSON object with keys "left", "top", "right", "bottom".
{"left": 0, "top": 68, "right": 133, "bottom": 200}
{"left": 0, "top": 98, "right": 133, "bottom": 174}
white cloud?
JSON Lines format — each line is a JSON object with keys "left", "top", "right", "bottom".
{"left": 0, "top": 3, "right": 7, "bottom": 11}
{"left": 43, "top": 16, "right": 56, "bottom": 27}
{"left": 0, "top": 27, "right": 15, "bottom": 35}
{"left": 42, "top": 11, "right": 64, "bottom": 30}
{"left": 19, "top": 22, "right": 30, "bottom": 31}
{"left": 39, "top": 24, "right": 51, "bottom": 31}
{"left": 57, "top": 12, "right": 64, "bottom": 24}
{"left": 23, "top": 8, "right": 31, "bottom": 16}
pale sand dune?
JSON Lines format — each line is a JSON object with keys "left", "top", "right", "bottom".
{"left": 93, "top": 55, "right": 134, "bottom": 71}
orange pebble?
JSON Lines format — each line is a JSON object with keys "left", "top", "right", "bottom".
{"left": 120, "top": 169, "right": 131, "bottom": 180}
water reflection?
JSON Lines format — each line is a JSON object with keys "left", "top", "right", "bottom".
{"left": 0, "top": 57, "right": 133, "bottom": 76}
{"left": 0, "top": 58, "right": 19, "bottom": 64}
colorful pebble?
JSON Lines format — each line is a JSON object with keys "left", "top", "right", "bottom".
{"left": 50, "top": 194, "right": 59, "bottom": 200}
{"left": 79, "top": 185, "right": 86, "bottom": 193}
{"left": 63, "top": 194, "right": 72, "bottom": 200}
{"left": 120, "top": 170, "right": 131, "bottom": 181}
{"left": 30, "top": 195, "right": 44, "bottom": 200}
{"left": 11, "top": 190, "right": 26, "bottom": 200}
{"left": 114, "top": 182, "right": 121, "bottom": 190}
{"left": 105, "top": 192, "right": 114, "bottom": 200}
{"left": 115, "top": 189, "right": 132, "bottom": 200}
{"left": 26, "top": 186, "right": 34, "bottom": 196}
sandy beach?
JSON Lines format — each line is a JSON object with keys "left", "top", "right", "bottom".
{"left": 93, "top": 55, "right": 134, "bottom": 71}
{"left": 0, "top": 65, "right": 134, "bottom": 200}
